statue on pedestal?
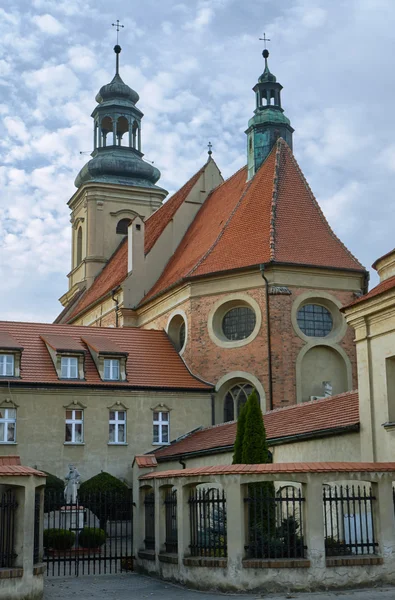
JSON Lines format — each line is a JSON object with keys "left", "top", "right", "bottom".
{"left": 323, "top": 381, "right": 333, "bottom": 398}
{"left": 64, "top": 464, "right": 81, "bottom": 504}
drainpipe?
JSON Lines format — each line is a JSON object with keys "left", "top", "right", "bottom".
{"left": 211, "top": 392, "right": 215, "bottom": 426}
{"left": 260, "top": 264, "right": 273, "bottom": 411}
{"left": 179, "top": 457, "right": 186, "bottom": 470}
{"left": 111, "top": 287, "right": 120, "bottom": 328}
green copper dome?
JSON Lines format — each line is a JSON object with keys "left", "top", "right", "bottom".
{"left": 248, "top": 106, "right": 291, "bottom": 129}
{"left": 96, "top": 73, "right": 140, "bottom": 105}
{"left": 258, "top": 50, "right": 277, "bottom": 83}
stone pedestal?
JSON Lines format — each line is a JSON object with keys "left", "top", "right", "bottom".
{"left": 60, "top": 505, "right": 85, "bottom": 531}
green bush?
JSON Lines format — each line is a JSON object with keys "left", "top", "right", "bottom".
{"left": 43, "top": 472, "right": 64, "bottom": 513}
{"left": 79, "top": 472, "right": 131, "bottom": 528}
{"left": 78, "top": 527, "right": 106, "bottom": 548}
{"left": 43, "top": 528, "right": 75, "bottom": 550}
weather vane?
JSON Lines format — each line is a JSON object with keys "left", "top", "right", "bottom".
{"left": 259, "top": 33, "right": 270, "bottom": 49}
{"left": 112, "top": 19, "right": 124, "bottom": 45}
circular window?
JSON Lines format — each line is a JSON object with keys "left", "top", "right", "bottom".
{"left": 222, "top": 307, "right": 256, "bottom": 341}
{"left": 167, "top": 314, "right": 187, "bottom": 353}
{"left": 297, "top": 304, "right": 333, "bottom": 337}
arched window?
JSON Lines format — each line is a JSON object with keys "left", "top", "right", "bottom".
{"left": 76, "top": 227, "right": 83, "bottom": 265}
{"left": 100, "top": 116, "right": 113, "bottom": 147}
{"left": 223, "top": 382, "right": 257, "bottom": 422}
{"left": 116, "top": 218, "right": 132, "bottom": 235}
{"left": 116, "top": 116, "right": 129, "bottom": 146}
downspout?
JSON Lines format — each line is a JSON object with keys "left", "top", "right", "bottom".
{"left": 111, "top": 287, "right": 120, "bottom": 328}
{"left": 179, "top": 457, "right": 186, "bottom": 469}
{"left": 211, "top": 392, "right": 215, "bottom": 426}
{"left": 260, "top": 264, "right": 273, "bottom": 411}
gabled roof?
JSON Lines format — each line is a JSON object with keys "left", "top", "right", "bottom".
{"left": 344, "top": 274, "right": 395, "bottom": 310}
{"left": 153, "top": 390, "right": 359, "bottom": 460}
{"left": 142, "top": 139, "right": 364, "bottom": 304}
{"left": 0, "top": 321, "right": 212, "bottom": 391}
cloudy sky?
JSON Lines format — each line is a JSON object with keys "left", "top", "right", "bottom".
{"left": 0, "top": 0, "right": 394, "bottom": 322}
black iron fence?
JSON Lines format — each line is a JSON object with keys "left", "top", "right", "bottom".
{"left": 44, "top": 490, "right": 133, "bottom": 576}
{"left": 323, "top": 484, "right": 377, "bottom": 556}
{"left": 245, "top": 483, "right": 306, "bottom": 559}
{"left": 144, "top": 491, "right": 155, "bottom": 551}
{"left": 188, "top": 487, "right": 227, "bottom": 557}
{"left": 0, "top": 490, "right": 17, "bottom": 568}
{"left": 164, "top": 490, "right": 177, "bottom": 553}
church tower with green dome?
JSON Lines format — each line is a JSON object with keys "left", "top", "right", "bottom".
{"left": 64, "top": 44, "right": 168, "bottom": 297}
{"left": 246, "top": 49, "right": 294, "bottom": 180}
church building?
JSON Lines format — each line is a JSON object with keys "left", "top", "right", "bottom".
{"left": 56, "top": 44, "right": 367, "bottom": 425}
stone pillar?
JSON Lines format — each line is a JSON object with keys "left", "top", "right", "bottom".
{"left": 223, "top": 477, "right": 244, "bottom": 575}
{"left": 128, "top": 120, "right": 132, "bottom": 148}
{"left": 304, "top": 477, "right": 325, "bottom": 568}
{"left": 112, "top": 117, "right": 117, "bottom": 146}
{"left": 374, "top": 478, "right": 395, "bottom": 558}
{"left": 22, "top": 479, "right": 36, "bottom": 574}
{"left": 138, "top": 125, "right": 141, "bottom": 152}
{"left": 176, "top": 482, "right": 192, "bottom": 563}
{"left": 154, "top": 482, "right": 167, "bottom": 564}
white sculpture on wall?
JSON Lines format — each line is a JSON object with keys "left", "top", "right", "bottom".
{"left": 323, "top": 381, "right": 333, "bottom": 397}
{"left": 64, "top": 464, "right": 81, "bottom": 504}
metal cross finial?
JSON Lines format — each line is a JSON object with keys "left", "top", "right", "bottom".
{"left": 259, "top": 33, "right": 271, "bottom": 49}
{"left": 208, "top": 141, "right": 213, "bottom": 157}
{"left": 112, "top": 19, "right": 124, "bottom": 44}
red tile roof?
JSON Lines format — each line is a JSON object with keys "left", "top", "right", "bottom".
{"left": 40, "top": 334, "right": 86, "bottom": 353}
{"left": 153, "top": 391, "right": 359, "bottom": 460}
{"left": 344, "top": 275, "right": 395, "bottom": 310}
{"left": 140, "top": 461, "right": 395, "bottom": 480}
{"left": 0, "top": 321, "right": 212, "bottom": 390}
{"left": 0, "top": 456, "right": 45, "bottom": 477}
{"left": 134, "top": 455, "right": 158, "bottom": 468}
{"left": 81, "top": 335, "right": 125, "bottom": 355}
{"left": 142, "top": 139, "right": 364, "bottom": 304}
{"left": 144, "top": 166, "right": 205, "bottom": 254}
{"left": 0, "top": 332, "right": 23, "bottom": 350}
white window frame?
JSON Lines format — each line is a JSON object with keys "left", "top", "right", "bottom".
{"left": 0, "top": 354, "right": 14, "bottom": 377}
{"left": 153, "top": 411, "right": 170, "bottom": 445}
{"left": 65, "top": 409, "right": 84, "bottom": 444}
{"left": 108, "top": 410, "right": 127, "bottom": 444}
{"left": 0, "top": 408, "right": 16, "bottom": 443}
{"left": 104, "top": 358, "right": 120, "bottom": 381}
{"left": 61, "top": 356, "right": 79, "bottom": 379}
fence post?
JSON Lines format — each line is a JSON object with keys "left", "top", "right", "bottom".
{"left": 176, "top": 482, "right": 192, "bottom": 564}
{"left": 154, "top": 483, "right": 166, "bottom": 560}
{"left": 304, "top": 477, "right": 325, "bottom": 568}
{"left": 223, "top": 476, "right": 243, "bottom": 573}
{"left": 374, "top": 478, "right": 395, "bottom": 558}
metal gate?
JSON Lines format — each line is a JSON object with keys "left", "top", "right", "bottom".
{"left": 44, "top": 491, "right": 133, "bottom": 576}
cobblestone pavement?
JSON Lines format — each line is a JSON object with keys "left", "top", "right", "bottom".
{"left": 44, "top": 574, "right": 395, "bottom": 599}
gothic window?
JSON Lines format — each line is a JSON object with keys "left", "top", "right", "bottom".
{"left": 297, "top": 304, "right": 333, "bottom": 337}
{"left": 116, "top": 218, "right": 132, "bottom": 235}
{"left": 222, "top": 307, "right": 256, "bottom": 341}
{"left": 76, "top": 227, "right": 83, "bottom": 265}
{"left": 223, "top": 383, "right": 256, "bottom": 422}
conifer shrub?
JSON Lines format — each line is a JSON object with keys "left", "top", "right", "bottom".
{"left": 232, "top": 401, "right": 247, "bottom": 464}
{"left": 79, "top": 472, "right": 131, "bottom": 529}
{"left": 43, "top": 472, "right": 65, "bottom": 513}
{"left": 78, "top": 527, "right": 106, "bottom": 548}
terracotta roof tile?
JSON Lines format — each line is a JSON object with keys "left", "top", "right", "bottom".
{"left": 134, "top": 455, "right": 158, "bottom": 468}
{"left": 344, "top": 275, "right": 395, "bottom": 309}
{"left": 140, "top": 461, "right": 395, "bottom": 480}
{"left": 81, "top": 335, "right": 125, "bottom": 355}
{"left": 0, "top": 456, "right": 45, "bottom": 477}
{"left": 0, "top": 455, "right": 21, "bottom": 466}
{"left": 153, "top": 391, "right": 359, "bottom": 460}
{"left": 0, "top": 321, "right": 212, "bottom": 390}
{"left": 0, "top": 332, "right": 23, "bottom": 350}
{"left": 40, "top": 334, "right": 86, "bottom": 353}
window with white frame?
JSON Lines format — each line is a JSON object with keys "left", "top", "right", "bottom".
{"left": 65, "top": 409, "right": 83, "bottom": 443}
{"left": 109, "top": 410, "right": 126, "bottom": 444}
{"left": 0, "top": 355, "right": 14, "bottom": 377}
{"left": 104, "top": 359, "right": 120, "bottom": 380}
{"left": 61, "top": 356, "right": 78, "bottom": 379}
{"left": 153, "top": 411, "right": 169, "bottom": 444}
{"left": 0, "top": 408, "right": 16, "bottom": 443}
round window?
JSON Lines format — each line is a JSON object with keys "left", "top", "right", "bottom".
{"left": 222, "top": 307, "right": 256, "bottom": 341}
{"left": 297, "top": 304, "right": 333, "bottom": 337}
{"left": 167, "top": 314, "right": 187, "bottom": 352}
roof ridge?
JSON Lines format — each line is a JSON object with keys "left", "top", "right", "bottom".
{"left": 267, "top": 389, "right": 359, "bottom": 415}
{"left": 187, "top": 170, "right": 253, "bottom": 278}
{"left": 269, "top": 139, "right": 283, "bottom": 261}
{"left": 280, "top": 142, "right": 365, "bottom": 270}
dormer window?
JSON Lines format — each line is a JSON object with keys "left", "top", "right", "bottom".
{"left": 0, "top": 354, "right": 14, "bottom": 377}
{"left": 61, "top": 357, "right": 79, "bottom": 379}
{"left": 104, "top": 359, "right": 120, "bottom": 381}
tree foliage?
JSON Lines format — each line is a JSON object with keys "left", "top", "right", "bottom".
{"left": 79, "top": 472, "right": 131, "bottom": 529}
{"left": 232, "top": 401, "right": 247, "bottom": 464}
{"left": 43, "top": 472, "right": 65, "bottom": 513}
{"left": 241, "top": 390, "right": 270, "bottom": 464}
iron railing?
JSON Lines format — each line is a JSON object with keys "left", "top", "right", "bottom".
{"left": 144, "top": 492, "right": 155, "bottom": 551}
{"left": 33, "top": 490, "right": 41, "bottom": 564}
{"left": 0, "top": 490, "right": 18, "bottom": 568}
{"left": 245, "top": 484, "right": 306, "bottom": 559}
{"left": 323, "top": 484, "right": 377, "bottom": 556}
{"left": 44, "top": 490, "right": 133, "bottom": 576}
{"left": 188, "top": 487, "right": 227, "bottom": 557}
{"left": 164, "top": 490, "right": 177, "bottom": 553}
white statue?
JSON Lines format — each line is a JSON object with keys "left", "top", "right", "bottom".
{"left": 323, "top": 381, "right": 333, "bottom": 397}
{"left": 64, "top": 464, "right": 80, "bottom": 504}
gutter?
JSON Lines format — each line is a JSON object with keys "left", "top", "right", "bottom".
{"left": 154, "top": 423, "right": 360, "bottom": 463}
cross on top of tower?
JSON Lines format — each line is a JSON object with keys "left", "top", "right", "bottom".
{"left": 112, "top": 19, "right": 124, "bottom": 45}
{"left": 208, "top": 141, "right": 213, "bottom": 157}
{"left": 259, "top": 33, "right": 270, "bottom": 49}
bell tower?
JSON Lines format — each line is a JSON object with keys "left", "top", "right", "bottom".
{"left": 246, "top": 48, "right": 294, "bottom": 180}
{"left": 65, "top": 42, "right": 168, "bottom": 300}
